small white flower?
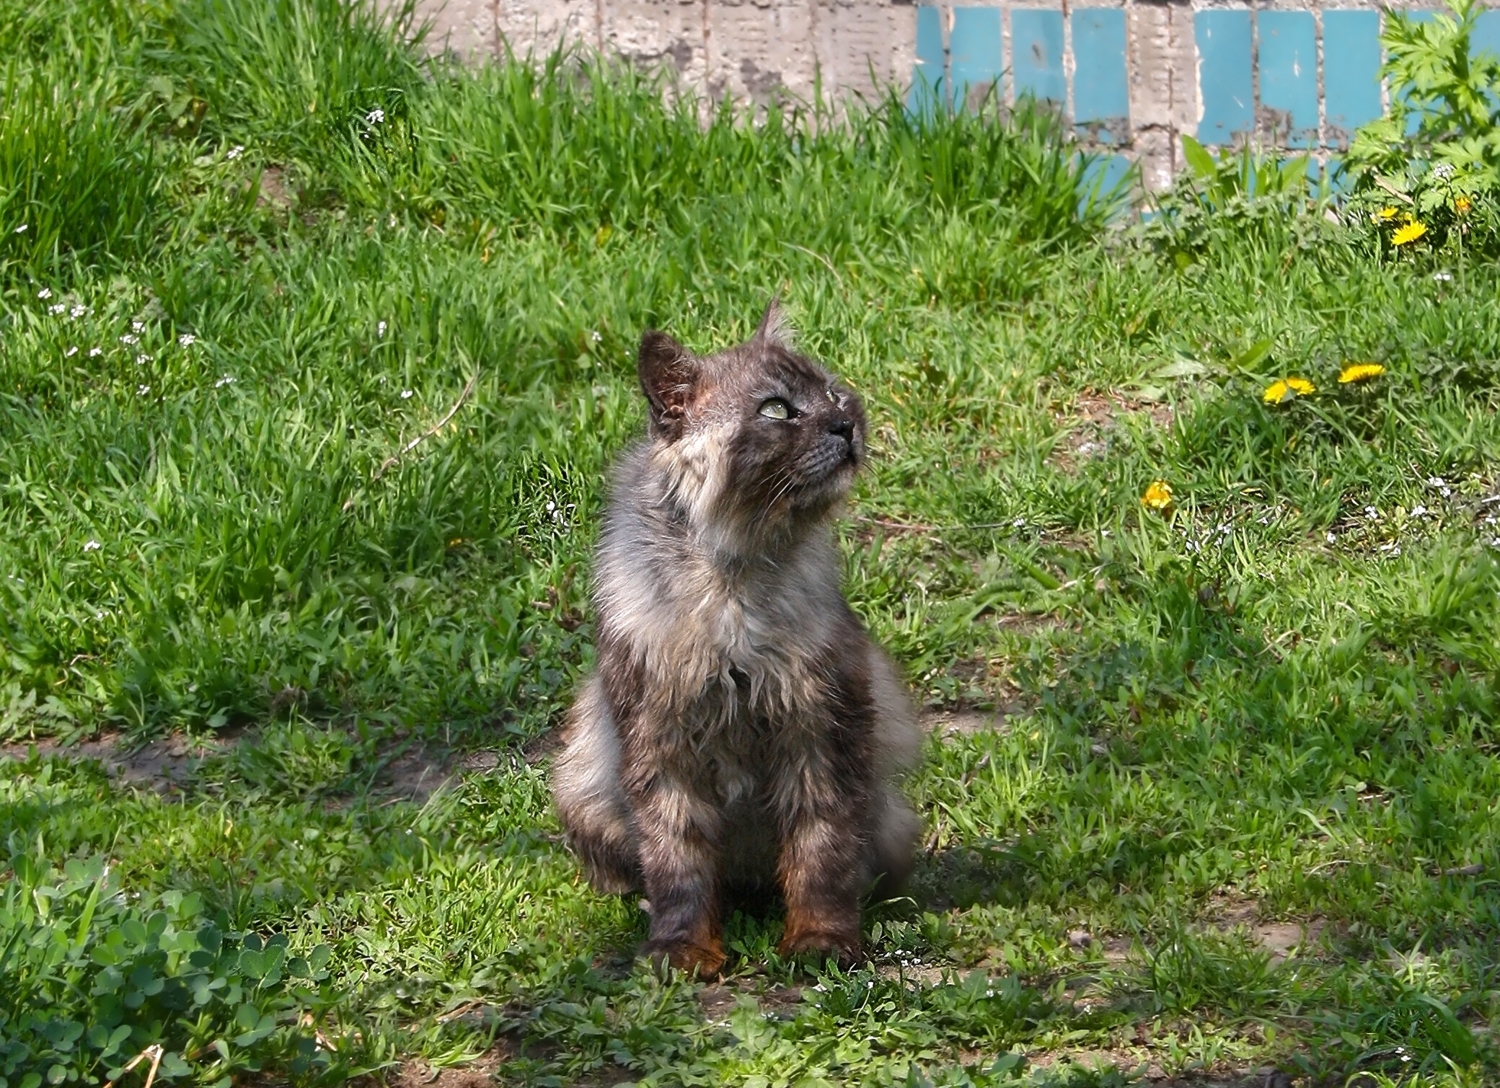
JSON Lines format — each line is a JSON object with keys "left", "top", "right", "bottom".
{"left": 1434, "top": 271, "right": 1453, "bottom": 282}
{"left": 1427, "top": 476, "right": 1446, "bottom": 488}
{"left": 589, "top": 330, "right": 602, "bottom": 343}
{"left": 137, "top": 384, "right": 150, "bottom": 395}
{"left": 377, "top": 321, "right": 387, "bottom": 338}
{"left": 131, "top": 321, "right": 144, "bottom": 333}
{"left": 83, "top": 540, "right": 101, "bottom": 552}
{"left": 120, "top": 334, "right": 138, "bottom": 345}
{"left": 366, "top": 108, "right": 385, "bottom": 124}
{"left": 70, "top": 305, "right": 86, "bottom": 318}
{"left": 1012, "top": 517, "right": 1026, "bottom": 529}
{"left": 1326, "top": 531, "right": 1337, "bottom": 544}
{"left": 1364, "top": 506, "right": 1380, "bottom": 520}
{"left": 227, "top": 145, "right": 244, "bottom": 161}
{"left": 400, "top": 389, "right": 413, "bottom": 399}
{"left": 88, "top": 347, "right": 102, "bottom": 357}
{"left": 65, "top": 346, "right": 78, "bottom": 357}
{"left": 1410, "top": 504, "right": 1428, "bottom": 517}
{"left": 545, "top": 500, "right": 556, "bottom": 513}
{"left": 13, "top": 224, "right": 26, "bottom": 233}
{"left": 136, "top": 354, "right": 151, "bottom": 365}
{"left": 1431, "top": 163, "right": 1455, "bottom": 180}
{"left": 37, "top": 288, "right": 51, "bottom": 299}
{"left": 215, "top": 375, "right": 235, "bottom": 388}
{"left": 179, "top": 333, "right": 196, "bottom": 347}
{"left": 49, "top": 304, "right": 65, "bottom": 315}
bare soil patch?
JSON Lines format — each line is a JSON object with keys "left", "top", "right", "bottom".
{"left": 0, "top": 729, "right": 482, "bottom": 807}
{"left": 1051, "top": 389, "right": 1175, "bottom": 474}
{"left": 0, "top": 731, "right": 229, "bottom": 794}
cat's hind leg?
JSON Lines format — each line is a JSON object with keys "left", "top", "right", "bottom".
{"left": 552, "top": 675, "right": 641, "bottom": 894}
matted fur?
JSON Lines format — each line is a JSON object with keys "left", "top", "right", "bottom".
{"left": 552, "top": 301, "right": 920, "bottom": 974}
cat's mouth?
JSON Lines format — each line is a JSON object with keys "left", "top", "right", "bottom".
{"left": 800, "top": 437, "right": 862, "bottom": 492}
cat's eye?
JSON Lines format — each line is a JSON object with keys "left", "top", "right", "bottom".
{"left": 758, "top": 398, "right": 792, "bottom": 420}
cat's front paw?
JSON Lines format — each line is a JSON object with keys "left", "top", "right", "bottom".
{"left": 776, "top": 926, "right": 861, "bottom": 967}
{"left": 639, "top": 936, "right": 726, "bottom": 977}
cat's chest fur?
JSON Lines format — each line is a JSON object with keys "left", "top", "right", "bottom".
{"left": 598, "top": 527, "right": 839, "bottom": 725}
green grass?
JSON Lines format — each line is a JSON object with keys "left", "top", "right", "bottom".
{"left": 3, "top": 1, "right": 1500, "bottom": 1085}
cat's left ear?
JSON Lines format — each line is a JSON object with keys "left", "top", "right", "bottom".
{"left": 638, "top": 330, "right": 700, "bottom": 442}
{"left": 753, "top": 296, "right": 793, "bottom": 348}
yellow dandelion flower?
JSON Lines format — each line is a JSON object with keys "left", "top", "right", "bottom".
{"left": 1141, "top": 480, "right": 1174, "bottom": 512}
{"left": 1392, "top": 219, "right": 1428, "bottom": 246}
{"left": 1455, "top": 196, "right": 1472, "bottom": 215}
{"left": 1339, "top": 362, "right": 1386, "bottom": 384}
{"left": 1263, "top": 377, "right": 1316, "bottom": 404}
{"left": 1375, "top": 206, "right": 1400, "bottom": 222}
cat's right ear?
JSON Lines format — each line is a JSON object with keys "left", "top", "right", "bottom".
{"left": 638, "top": 330, "right": 699, "bottom": 441}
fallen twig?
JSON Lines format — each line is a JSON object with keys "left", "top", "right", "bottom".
{"left": 781, "top": 242, "right": 843, "bottom": 287}
{"left": 1304, "top": 859, "right": 1350, "bottom": 876}
{"left": 1441, "top": 863, "right": 1485, "bottom": 877}
{"left": 1373, "top": 177, "right": 1416, "bottom": 205}
{"left": 344, "top": 372, "right": 478, "bottom": 511}
{"left": 853, "top": 515, "right": 1020, "bottom": 535}
{"left": 103, "top": 1044, "right": 163, "bottom": 1088}
{"left": 372, "top": 372, "right": 479, "bottom": 482}
{"left": 436, "top": 998, "right": 488, "bottom": 1023}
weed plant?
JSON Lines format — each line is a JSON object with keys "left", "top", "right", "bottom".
{"left": 2, "top": 0, "right": 1500, "bottom": 1085}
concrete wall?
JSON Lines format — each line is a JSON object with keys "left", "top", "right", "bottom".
{"left": 412, "top": 0, "right": 1500, "bottom": 189}
{"left": 414, "top": 0, "right": 915, "bottom": 107}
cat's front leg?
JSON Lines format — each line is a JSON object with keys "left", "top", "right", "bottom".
{"left": 772, "top": 741, "right": 870, "bottom": 966}
{"left": 624, "top": 764, "right": 727, "bottom": 975}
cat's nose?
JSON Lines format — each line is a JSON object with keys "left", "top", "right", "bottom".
{"left": 828, "top": 415, "right": 855, "bottom": 442}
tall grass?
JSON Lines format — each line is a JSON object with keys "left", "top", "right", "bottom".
{"left": 0, "top": 0, "right": 1114, "bottom": 738}
{"left": 147, "top": 0, "right": 428, "bottom": 159}
{"left": 0, "top": 60, "right": 160, "bottom": 279}
{"left": 351, "top": 55, "right": 1114, "bottom": 242}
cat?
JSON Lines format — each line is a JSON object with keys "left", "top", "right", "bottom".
{"left": 551, "top": 300, "right": 920, "bottom": 974}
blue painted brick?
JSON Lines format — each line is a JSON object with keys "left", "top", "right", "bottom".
{"left": 1013, "top": 9, "right": 1066, "bottom": 105}
{"left": 1324, "top": 10, "right": 1383, "bottom": 148}
{"left": 1080, "top": 153, "right": 1133, "bottom": 205}
{"left": 950, "top": 7, "right": 1004, "bottom": 112}
{"left": 1195, "top": 10, "right": 1254, "bottom": 144}
{"left": 1258, "top": 11, "right": 1318, "bottom": 148}
{"left": 1072, "top": 8, "right": 1129, "bottom": 143}
{"left": 1476, "top": 10, "right": 1500, "bottom": 58}
{"left": 908, "top": 6, "right": 946, "bottom": 117}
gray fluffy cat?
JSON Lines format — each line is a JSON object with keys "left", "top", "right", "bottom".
{"left": 551, "top": 301, "right": 920, "bottom": 974}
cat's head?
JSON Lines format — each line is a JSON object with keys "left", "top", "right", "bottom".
{"left": 637, "top": 300, "right": 866, "bottom": 548}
